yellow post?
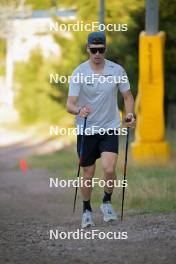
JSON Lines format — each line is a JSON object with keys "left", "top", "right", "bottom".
{"left": 131, "top": 31, "right": 170, "bottom": 164}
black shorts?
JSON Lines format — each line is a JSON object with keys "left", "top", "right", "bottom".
{"left": 77, "top": 130, "right": 119, "bottom": 167}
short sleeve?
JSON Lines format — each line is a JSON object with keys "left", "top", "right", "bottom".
{"left": 68, "top": 68, "right": 81, "bottom": 96}
{"left": 117, "top": 66, "right": 130, "bottom": 93}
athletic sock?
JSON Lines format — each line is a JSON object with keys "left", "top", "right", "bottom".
{"left": 83, "top": 200, "right": 92, "bottom": 212}
{"left": 103, "top": 191, "right": 112, "bottom": 203}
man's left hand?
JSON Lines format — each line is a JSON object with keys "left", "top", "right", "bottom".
{"left": 125, "top": 113, "right": 136, "bottom": 128}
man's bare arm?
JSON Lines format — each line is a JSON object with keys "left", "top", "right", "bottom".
{"left": 121, "top": 90, "right": 134, "bottom": 114}
{"left": 121, "top": 90, "right": 135, "bottom": 128}
{"left": 66, "top": 96, "right": 91, "bottom": 117}
{"left": 66, "top": 96, "right": 80, "bottom": 115}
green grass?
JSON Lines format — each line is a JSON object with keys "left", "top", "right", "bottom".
{"left": 28, "top": 144, "right": 78, "bottom": 177}
{"left": 27, "top": 130, "right": 176, "bottom": 214}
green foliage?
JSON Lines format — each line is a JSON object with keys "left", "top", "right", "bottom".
{"left": 26, "top": 0, "right": 52, "bottom": 9}
{"left": 0, "top": 40, "right": 6, "bottom": 61}
{"left": 0, "top": 0, "right": 54, "bottom": 9}
{"left": 0, "top": 40, "right": 6, "bottom": 75}
{"left": 26, "top": 0, "right": 60, "bottom": 10}
{"left": 14, "top": 50, "right": 65, "bottom": 124}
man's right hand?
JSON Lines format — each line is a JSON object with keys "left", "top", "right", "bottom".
{"left": 79, "top": 106, "right": 91, "bottom": 117}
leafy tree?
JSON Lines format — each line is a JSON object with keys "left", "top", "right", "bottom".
{"left": 26, "top": 0, "right": 52, "bottom": 10}
{"left": 14, "top": 50, "right": 65, "bottom": 124}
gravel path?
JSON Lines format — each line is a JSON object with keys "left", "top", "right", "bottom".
{"left": 0, "top": 140, "right": 176, "bottom": 264}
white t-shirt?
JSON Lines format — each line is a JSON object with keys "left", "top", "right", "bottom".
{"left": 68, "top": 59, "right": 130, "bottom": 135}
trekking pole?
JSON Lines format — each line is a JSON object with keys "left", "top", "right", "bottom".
{"left": 121, "top": 125, "right": 130, "bottom": 221}
{"left": 73, "top": 117, "right": 87, "bottom": 213}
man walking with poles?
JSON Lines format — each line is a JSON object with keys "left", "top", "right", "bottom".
{"left": 67, "top": 32, "right": 135, "bottom": 228}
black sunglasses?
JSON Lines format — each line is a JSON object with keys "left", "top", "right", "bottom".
{"left": 89, "top": 47, "right": 106, "bottom": 54}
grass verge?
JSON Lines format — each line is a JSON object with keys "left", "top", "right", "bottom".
{"left": 27, "top": 130, "right": 176, "bottom": 214}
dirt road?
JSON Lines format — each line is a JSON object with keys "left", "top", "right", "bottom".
{"left": 0, "top": 140, "right": 175, "bottom": 264}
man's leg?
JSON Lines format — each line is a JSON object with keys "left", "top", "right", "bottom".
{"left": 80, "top": 164, "right": 96, "bottom": 212}
{"left": 80, "top": 164, "right": 96, "bottom": 228}
{"left": 101, "top": 152, "right": 117, "bottom": 195}
{"left": 100, "top": 152, "right": 118, "bottom": 221}
{"left": 77, "top": 133, "right": 99, "bottom": 227}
